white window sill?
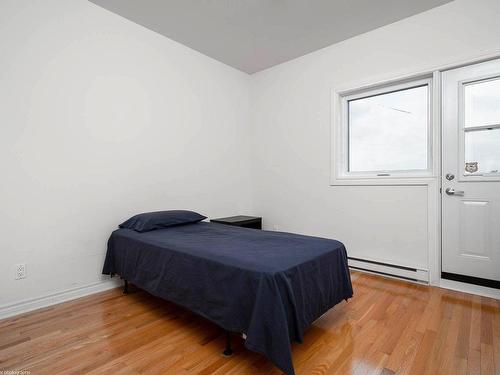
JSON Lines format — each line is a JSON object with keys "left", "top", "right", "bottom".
{"left": 330, "top": 175, "right": 437, "bottom": 186}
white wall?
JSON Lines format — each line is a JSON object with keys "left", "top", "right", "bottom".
{"left": 0, "top": 0, "right": 251, "bottom": 312}
{"left": 250, "top": 0, "right": 500, "bottom": 271}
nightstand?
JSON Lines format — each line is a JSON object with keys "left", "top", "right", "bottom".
{"left": 210, "top": 215, "right": 262, "bottom": 229}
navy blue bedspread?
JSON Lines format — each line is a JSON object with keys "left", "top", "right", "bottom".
{"left": 102, "top": 222, "right": 353, "bottom": 375}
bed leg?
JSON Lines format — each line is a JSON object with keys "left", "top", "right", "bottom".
{"left": 123, "top": 280, "right": 129, "bottom": 294}
{"left": 222, "top": 331, "right": 233, "bottom": 357}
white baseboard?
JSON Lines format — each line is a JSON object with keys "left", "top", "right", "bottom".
{"left": 2, "top": 276, "right": 496, "bottom": 322}
{"left": 0, "top": 278, "right": 121, "bottom": 321}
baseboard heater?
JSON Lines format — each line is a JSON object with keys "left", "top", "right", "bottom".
{"left": 348, "top": 257, "right": 429, "bottom": 283}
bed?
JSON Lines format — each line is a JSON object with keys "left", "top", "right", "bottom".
{"left": 102, "top": 218, "right": 352, "bottom": 375}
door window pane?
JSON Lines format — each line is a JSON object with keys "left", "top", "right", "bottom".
{"left": 465, "top": 128, "right": 500, "bottom": 174}
{"left": 464, "top": 77, "right": 500, "bottom": 128}
{"left": 348, "top": 85, "right": 428, "bottom": 172}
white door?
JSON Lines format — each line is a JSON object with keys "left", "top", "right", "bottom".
{"left": 442, "top": 59, "right": 500, "bottom": 287}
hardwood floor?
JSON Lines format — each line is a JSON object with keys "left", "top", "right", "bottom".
{"left": 1, "top": 271, "right": 499, "bottom": 374}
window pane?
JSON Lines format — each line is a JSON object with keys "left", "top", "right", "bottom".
{"left": 348, "top": 85, "right": 428, "bottom": 172}
{"left": 464, "top": 77, "right": 500, "bottom": 128}
{"left": 465, "top": 128, "right": 500, "bottom": 174}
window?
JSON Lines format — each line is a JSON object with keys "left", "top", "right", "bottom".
{"left": 462, "top": 77, "right": 500, "bottom": 176}
{"left": 332, "top": 77, "right": 433, "bottom": 184}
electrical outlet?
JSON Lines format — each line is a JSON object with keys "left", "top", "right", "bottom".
{"left": 15, "top": 263, "right": 26, "bottom": 280}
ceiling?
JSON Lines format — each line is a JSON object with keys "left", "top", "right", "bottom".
{"left": 90, "top": 0, "right": 453, "bottom": 74}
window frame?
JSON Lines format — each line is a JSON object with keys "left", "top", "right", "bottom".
{"left": 458, "top": 74, "right": 500, "bottom": 182}
{"left": 331, "top": 76, "right": 435, "bottom": 186}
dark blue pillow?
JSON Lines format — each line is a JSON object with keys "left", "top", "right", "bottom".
{"left": 119, "top": 210, "right": 207, "bottom": 232}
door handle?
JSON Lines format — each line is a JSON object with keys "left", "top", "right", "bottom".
{"left": 445, "top": 187, "right": 464, "bottom": 196}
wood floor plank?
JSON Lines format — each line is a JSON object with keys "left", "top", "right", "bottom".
{"left": 0, "top": 271, "right": 499, "bottom": 375}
